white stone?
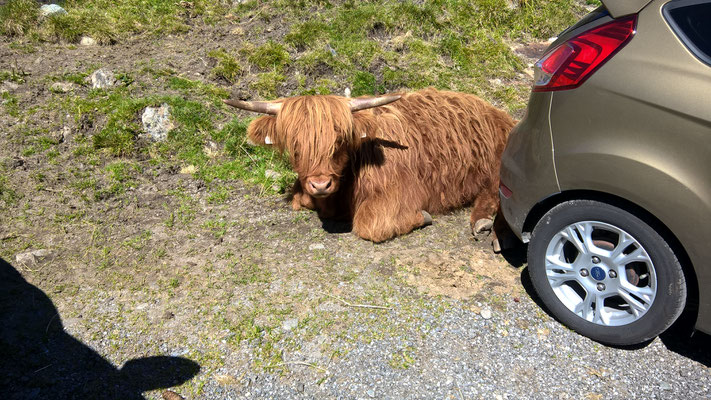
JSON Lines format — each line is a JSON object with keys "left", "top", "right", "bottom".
{"left": 50, "top": 82, "right": 75, "bottom": 93}
{"left": 80, "top": 36, "right": 97, "bottom": 46}
{"left": 309, "top": 243, "right": 325, "bottom": 251}
{"left": 480, "top": 308, "right": 492, "bottom": 320}
{"left": 40, "top": 4, "right": 67, "bottom": 17}
{"left": 142, "top": 104, "right": 174, "bottom": 141}
{"left": 90, "top": 68, "right": 116, "bottom": 89}
{"left": 264, "top": 169, "right": 281, "bottom": 180}
{"left": 282, "top": 318, "right": 298, "bottom": 331}
{"left": 16, "top": 249, "right": 54, "bottom": 265}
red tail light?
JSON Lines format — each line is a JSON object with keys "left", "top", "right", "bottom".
{"left": 533, "top": 15, "right": 637, "bottom": 92}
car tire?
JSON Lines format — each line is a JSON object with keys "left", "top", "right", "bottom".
{"left": 527, "top": 199, "right": 686, "bottom": 346}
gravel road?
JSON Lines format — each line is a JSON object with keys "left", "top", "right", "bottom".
{"left": 198, "top": 277, "right": 711, "bottom": 400}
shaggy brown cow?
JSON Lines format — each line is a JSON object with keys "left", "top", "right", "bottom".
{"left": 226, "top": 88, "right": 515, "bottom": 243}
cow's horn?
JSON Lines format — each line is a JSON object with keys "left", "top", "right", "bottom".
{"left": 349, "top": 95, "right": 401, "bottom": 112}
{"left": 224, "top": 99, "right": 281, "bottom": 115}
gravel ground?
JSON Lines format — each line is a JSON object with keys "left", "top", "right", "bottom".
{"left": 196, "top": 292, "right": 711, "bottom": 400}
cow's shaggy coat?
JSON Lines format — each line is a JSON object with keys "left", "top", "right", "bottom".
{"left": 239, "top": 88, "right": 515, "bottom": 243}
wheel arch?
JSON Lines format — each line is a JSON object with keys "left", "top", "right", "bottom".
{"left": 521, "top": 189, "right": 700, "bottom": 329}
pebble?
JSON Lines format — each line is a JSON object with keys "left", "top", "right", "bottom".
{"left": 142, "top": 104, "right": 174, "bottom": 141}
{"left": 282, "top": 318, "right": 298, "bottom": 331}
{"left": 89, "top": 68, "right": 116, "bottom": 89}
{"left": 15, "top": 249, "right": 54, "bottom": 266}
{"left": 480, "top": 308, "right": 492, "bottom": 319}
{"left": 80, "top": 36, "right": 97, "bottom": 46}
{"left": 309, "top": 243, "right": 325, "bottom": 251}
{"left": 50, "top": 82, "right": 75, "bottom": 93}
{"left": 265, "top": 169, "right": 282, "bottom": 180}
{"left": 39, "top": 4, "right": 67, "bottom": 17}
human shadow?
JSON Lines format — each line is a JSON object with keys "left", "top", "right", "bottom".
{"left": 0, "top": 258, "right": 200, "bottom": 399}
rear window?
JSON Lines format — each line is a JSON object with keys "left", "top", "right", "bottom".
{"left": 663, "top": 0, "right": 711, "bottom": 66}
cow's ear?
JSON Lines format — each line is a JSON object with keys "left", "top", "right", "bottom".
{"left": 247, "top": 116, "right": 278, "bottom": 147}
{"left": 352, "top": 112, "right": 378, "bottom": 141}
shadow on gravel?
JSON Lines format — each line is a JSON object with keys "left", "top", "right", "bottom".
{"left": 520, "top": 261, "right": 711, "bottom": 361}
{"left": 661, "top": 321, "right": 711, "bottom": 367}
{"left": 0, "top": 258, "right": 200, "bottom": 399}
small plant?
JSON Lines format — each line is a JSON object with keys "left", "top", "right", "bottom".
{"left": 246, "top": 41, "right": 290, "bottom": 71}
{"left": 250, "top": 71, "right": 285, "bottom": 99}
{"left": 208, "top": 49, "right": 241, "bottom": 83}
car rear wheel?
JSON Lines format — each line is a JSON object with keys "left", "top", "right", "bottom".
{"left": 527, "top": 200, "right": 686, "bottom": 345}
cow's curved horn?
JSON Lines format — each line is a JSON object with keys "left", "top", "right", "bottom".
{"left": 349, "top": 95, "right": 401, "bottom": 112}
{"left": 224, "top": 99, "right": 281, "bottom": 115}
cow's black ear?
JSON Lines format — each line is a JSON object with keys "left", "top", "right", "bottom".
{"left": 247, "top": 116, "right": 278, "bottom": 147}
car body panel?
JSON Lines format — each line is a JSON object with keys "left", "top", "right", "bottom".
{"left": 499, "top": 92, "right": 559, "bottom": 237}
{"left": 500, "top": 0, "right": 711, "bottom": 334}
{"left": 602, "top": 0, "right": 653, "bottom": 17}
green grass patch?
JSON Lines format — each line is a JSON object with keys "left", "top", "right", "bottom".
{"left": 0, "top": 169, "right": 21, "bottom": 207}
{"left": 208, "top": 49, "right": 242, "bottom": 84}
{"left": 250, "top": 71, "right": 285, "bottom": 99}
{"left": 0, "top": 0, "right": 231, "bottom": 43}
{"left": 245, "top": 41, "right": 291, "bottom": 71}
{"left": 0, "top": 0, "right": 38, "bottom": 36}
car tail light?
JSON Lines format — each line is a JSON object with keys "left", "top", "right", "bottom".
{"left": 533, "top": 15, "right": 637, "bottom": 92}
{"left": 499, "top": 183, "right": 512, "bottom": 199}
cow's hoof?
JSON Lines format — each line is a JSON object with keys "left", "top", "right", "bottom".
{"left": 473, "top": 218, "right": 494, "bottom": 234}
{"left": 492, "top": 238, "right": 502, "bottom": 253}
{"left": 162, "top": 390, "right": 186, "bottom": 400}
{"left": 421, "top": 210, "right": 433, "bottom": 226}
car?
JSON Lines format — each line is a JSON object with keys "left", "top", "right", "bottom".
{"left": 499, "top": 0, "right": 711, "bottom": 346}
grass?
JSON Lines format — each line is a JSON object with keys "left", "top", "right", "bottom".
{"left": 0, "top": 0, "right": 231, "bottom": 42}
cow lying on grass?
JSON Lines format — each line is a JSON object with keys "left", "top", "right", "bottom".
{"left": 226, "top": 88, "right": 515, "bottom": 244}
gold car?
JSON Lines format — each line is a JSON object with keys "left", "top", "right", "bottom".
{"left": 499, "top": 0, "right": 711, "bottom": 345}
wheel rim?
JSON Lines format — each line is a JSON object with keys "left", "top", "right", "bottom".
{"left": 544, "top": 221, "right": 657, "bottom": 326}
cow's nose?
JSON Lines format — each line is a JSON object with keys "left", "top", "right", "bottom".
{"left": 308, "top": 178, "right": 332, "bottom": 193}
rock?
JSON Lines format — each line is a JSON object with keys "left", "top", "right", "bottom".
{"left": 89, "top": 68, "right": 116, "bottom": 89}
{"left": 480, "top": 308, "right": 492, "bottom": 320}
{"left": 282, "top": 318, "right": 298, "bottom": 331}
{"left": 142, "top": 104, "right": 174, "bottom": 141}
{"left": 50, "top": 82, "right": 75, "bottom": 93}
{"left": 179, "top": 165, "right": 197, "bottom": 174}
{"left": 16, "top": 249, "right": 55, "bottom": 266}
{"left": 7, "top": 157, "right": 25, "bottom": 169}
{"left": 1, "top": 81, "right": 20, "bottom": 94}
{"left": 367, "top": 389, "right": 375, "bottom": 398}
{"left": 40, "top": 4, "right": 67, "bottom": 17}
{"left": 80, "top": 36, "right": 97, "bottom": 46}
{"left": 309, "top": 243, "right": 325, "bottom": 251}
{"left": 264, "top": 169, "right": 282, "bottom": 180}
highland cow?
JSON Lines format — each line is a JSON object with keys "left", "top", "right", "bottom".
{"left": 226, "top": 88, "right": 515, "bottom": 243}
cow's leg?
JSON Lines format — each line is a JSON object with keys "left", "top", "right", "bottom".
{"left": 291, "top": 180, "right": 316, "bottom": 211}
{"left": 470, "top": 186, "right": 499, "bottom": 235}
{"left": 353, "top": 197, "right": 430, "bottom": 243}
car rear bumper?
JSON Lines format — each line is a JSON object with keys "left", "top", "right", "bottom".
{"left": 499, "top": 92, "right": 559, "bottom": 242}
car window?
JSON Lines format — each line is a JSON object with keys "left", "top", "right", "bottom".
{"left": 663, "top": 0, "right": 711, "bottom": 66}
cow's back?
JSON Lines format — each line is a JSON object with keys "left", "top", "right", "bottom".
{"left": 363, "top": 88, "right": 515, "bottom": 213}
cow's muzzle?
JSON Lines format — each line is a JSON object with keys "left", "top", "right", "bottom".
{"left": 306, "top": 176, "right": 335, "bottom": 197}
